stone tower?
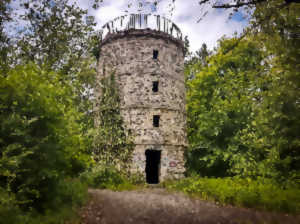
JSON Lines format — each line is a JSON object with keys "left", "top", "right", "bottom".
{"left": 96, "top": 14, "right": 187, "bottom": 183}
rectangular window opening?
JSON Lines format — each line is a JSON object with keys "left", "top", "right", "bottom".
{"left": 152, "top": 81, "right": 159, "bottom": 92}
{"left": 153, "top": 50, "right": 159, "bottom": 59}
{"left": 153, "top": 115, "right": 160, "bottom": 127}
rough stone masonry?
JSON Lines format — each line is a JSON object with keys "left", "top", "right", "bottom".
{"left": 95, "top": 28, "right": 187, "bottom": 182}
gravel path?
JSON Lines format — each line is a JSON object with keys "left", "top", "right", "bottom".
{"left": 79, "top": 188, "right": 299, "bottom": 224}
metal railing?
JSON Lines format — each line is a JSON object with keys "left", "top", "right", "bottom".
{"left": 100, "top": 14, "right": 183, "bottom": 41}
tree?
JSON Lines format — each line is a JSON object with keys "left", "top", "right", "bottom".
{"left": 0, "top": 64, "right": 90, "bottom": 215}
{"left": 199, "top": 0, "right": 299, "bottom": 9}
{"left": 185, "top": 43, "right": 212, "bottom": 82}
{"left": 0, "top": 1, "right": 97, "bottom": 221}
{"left": 179, "top": 0, "right": 299, "bottom": 181}
{"left": 250, "top": 1, "right": 300, "bottom": 180}
{"left": 0, "top": 0, "right": 13, "bottom": 72}
{"left": 17, "top": 0, "right": 96, "bottom": 75}
{"left": 195, "top": 43, "right": 210, "bottom": 66}
{"left": 186, "top": 36, "right": 267, "bottom": 177}
{"left": 186, "top": 31, "right": 300, "bottom": 181}
{"left": 197, "top": 0, "right": 300, "bottom": 71}
{"left": 13, "top": 0, "right": 100, "bottom": 140}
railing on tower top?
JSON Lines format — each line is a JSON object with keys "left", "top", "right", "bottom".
{"left": 100, "top": 14, "right": 183, "bottom": 41}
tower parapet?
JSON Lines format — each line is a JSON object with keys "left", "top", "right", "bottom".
{"left": 100, "top": 14, "right": 183, "bottom": 41}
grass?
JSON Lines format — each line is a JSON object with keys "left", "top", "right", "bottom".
{"left": 162, "top": 176, "right": 300, "bottom": 213}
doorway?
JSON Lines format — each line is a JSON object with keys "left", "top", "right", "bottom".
{"left": 145, "top": 150, "right": 161, "bottom": 184}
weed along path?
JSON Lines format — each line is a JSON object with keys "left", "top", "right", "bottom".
{"left": 79, "top": 188, "right": 300, "bottom": 224}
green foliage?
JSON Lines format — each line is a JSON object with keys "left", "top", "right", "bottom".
{"left": 249, "top": 2, "right": 300, "bottom": 181}
{"left": 3, "top": 0, "right": 98, "bottom": 123}
{"left": 185, "top": 32, "right": 300, "bottom": 181}
{"left": 80, "top": 165, "right": 144, "bottom": 191}
{"left": 186, "top": 37, "right": 266, "bottom": 177}
{"left": 0, "top": 188, "right": 26, "bottom": 224}
{"left": 193, "top": 0, "right": 300, "bottom": 180}
{"left": 0, "top": 64, "right": 90, "bottom": 223}
{"left": 94, "top": 74, "right": 134, "bottom": 170}
{"left": 164, "top": 176, "right": 300, "bottom": 213}
{"left": 0, "top": 0, "right": 13, "bottom": 72}
{"left": 0, "top": 179, "right": 88, "bottom": 224}
{"left": 1, "top": 1, "right": 98, "bottom": 223}
{"left": 18, "top": 0, "right": 96, "bottom": 74}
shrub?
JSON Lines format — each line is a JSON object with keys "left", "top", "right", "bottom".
{"left": 0, "top": 188, "right": 27, "bottom": 224}
{"left": 0, "top": 178, "right": 88, "bottom": 224}
{"left": 0, "top": 64, "right": 90, "bottom": 223}
{"left": 80, "top": 164, "right": 144, "bottom": 191}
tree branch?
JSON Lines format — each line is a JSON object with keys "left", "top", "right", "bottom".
{"left": 209, "top": 0, "right": 299, "bottom": 9}
{"left": 212, "top": 0, "right": 266, "bottom": 8}
{"left": 199, "top": 0, "right": 210, "bottom": 4}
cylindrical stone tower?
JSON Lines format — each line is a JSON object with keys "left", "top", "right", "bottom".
{"left": 96, "top": 15, "right": 187, "bottom": 183}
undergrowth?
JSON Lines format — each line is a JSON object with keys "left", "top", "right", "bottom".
{"left": 162, "top": 176, "right": 300, "bottom": 213}
{"left": 80, "top": 165, "right": 145, "bottom": 191}
{"left": 0, "top": 178, "right": 88, "bottom": 224}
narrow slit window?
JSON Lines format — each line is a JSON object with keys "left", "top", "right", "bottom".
{"left": 153, "top": 50, "right": 159, "bottom": 59}
{"left": 153, "top": 115, "right": 160, "bottom": 127}
{"left": 152, "top": 81, "right": 159, "bottom": 92}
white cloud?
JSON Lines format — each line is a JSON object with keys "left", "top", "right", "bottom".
{"left": 164, "top": 1, "right": 247, "bottom": 51}
{"left": 93, "top": 1, "right": 125, "bottom": 29}
{"left": 77, "top": 0, "right": 247, "bottom": 52}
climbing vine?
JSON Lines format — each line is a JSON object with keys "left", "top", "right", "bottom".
{"left": 93, "top": 73, "right": 134, "bottom": 171}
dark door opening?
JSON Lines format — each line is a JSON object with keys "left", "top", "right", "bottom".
{"left": 153, "top": 50, "right": 159, "bottom": 59}
{"left": 145, "top": 150, "right": 161, "bottom": 184}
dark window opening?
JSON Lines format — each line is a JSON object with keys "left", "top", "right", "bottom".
{"left": 152, "top": 81, "right": 159, "bottom": 92}
{"left": 145, "top": 150, "right": 161, "bottom": 184}
{"left": 153, "top": 50, "right": 159, "bottom": 59}
{"left": 153, "top": 115, "right": 160, "bottom": 127}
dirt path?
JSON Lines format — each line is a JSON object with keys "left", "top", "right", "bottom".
{"left": 79, "top": 188, "right": 299, "bottom": 224}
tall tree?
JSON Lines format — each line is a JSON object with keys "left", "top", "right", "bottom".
{"left": 17, "top": 0, "right": 97, "bottom": 78}
{"left": 11, "top": 0, "right": 101, "bottom": 137}
{"left": 184, "top": 43, "right": 212, "bottom": 86}
{"left": 186, "top": 31, "right": 300, "bottom": 180}
{"left": 0, "top": 0, "right": 12, "bottom": 72}
{"left": 0, "top": 64, "right": 90, "bottom": 215}
{"left": 186, "top": 37, "right": 268, "bottom": 177}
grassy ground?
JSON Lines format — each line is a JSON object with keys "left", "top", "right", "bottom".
{"left": 79, "top": 166, "right": 300, "bottom": 213}
{"left": 161, "top": 176, "right": 300, "bottom": 214}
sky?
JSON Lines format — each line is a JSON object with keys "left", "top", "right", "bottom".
{"left": 76, "top": 0, "right": 248, "bottom": 52}
{"left": 7, "top": 0, "right": 248, "bottom": 53}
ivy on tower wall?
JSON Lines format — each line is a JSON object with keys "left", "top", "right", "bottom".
{"left": 93, "top": 73, "right": 134, "bottom": 170}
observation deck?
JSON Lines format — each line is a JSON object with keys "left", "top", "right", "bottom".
{"left": 100, "top": 14, "right": 183, "bottom": 43}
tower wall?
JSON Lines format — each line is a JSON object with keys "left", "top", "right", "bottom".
{"left": 96, "top": 29, "right": 187, "bottom": 181}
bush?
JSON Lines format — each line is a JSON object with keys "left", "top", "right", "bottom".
{"left": 0, "top": 178, "right": 88, "bottom": 224}
{"left": 0, "top": 64, "right": 90, "bottom": 223}
{"left": 163, "top": 176, "right": 300, "bottom": 213}
{"left": 80, "top": 165, "right": 144, "bottom": 191}
{"left": 0, "top": 188, "right": 27, "bottom": 224}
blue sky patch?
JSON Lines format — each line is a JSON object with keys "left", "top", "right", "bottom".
{"left": 231, "top": 12, "right": 244, "bottom": 22}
